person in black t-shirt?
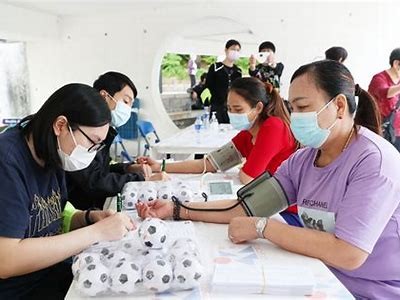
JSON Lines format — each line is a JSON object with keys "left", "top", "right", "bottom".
{"left": 66, "top": 72, "right": 166, "bottom": 211}
{"left": 205, "top": 39, "right": 242, "bottom": 123}
{"left": 249, "top": 41, "right": 284, "bottom": 90}
{"left": 190, "top": 72, "right": 207, "bottom": 109}
{"left": 0, "top": 84, "right": 135, "bottom": 299}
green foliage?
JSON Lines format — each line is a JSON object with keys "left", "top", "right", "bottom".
{"left": 161, "top": 53, "right": 187, "bottom": 80}
{"left": 236, "top": 57, "right": 249, "bottom": 75}
{"left": 161, "top": 53, "right": 248, "bottom": 80}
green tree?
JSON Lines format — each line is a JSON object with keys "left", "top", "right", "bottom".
{"left": 161, "top": 53, "right": 187, "bottom": 80}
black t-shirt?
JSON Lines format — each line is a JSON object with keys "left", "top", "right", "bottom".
{"left": 0, "top": 127, "right": 67, "bottom": 298}
{"left": 66, "top": 126, "right": 145, "bottom": 210}
{"left": 249, "top": 62, "right": 284, "bottom": 88}
{"left": 205, "top": 62, "right": 242, "bottom": 108}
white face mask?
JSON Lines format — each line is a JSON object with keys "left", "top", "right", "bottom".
{"left": 227, "top": 50, "right": 240, "bottom": 62}
{"left": 109, "top": 94, "right": 132, "bottom": 127}
{"left": 58, "top": 126, "right": 96, "bottom": 172}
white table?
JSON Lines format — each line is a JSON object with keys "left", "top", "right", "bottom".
{"left": 153, "top": 125, "right": 239, "bottom": 156}
{"left": 66, "top": 172, "right": 353, "bottom": 299}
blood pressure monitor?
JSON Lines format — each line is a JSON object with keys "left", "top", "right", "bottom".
{"left": 206, "top": 180, "right": 235, "bottom": 200}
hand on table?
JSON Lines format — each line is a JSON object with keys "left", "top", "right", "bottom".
{"left": 228, "top": 216, "right": 258, "bottom": 244}
{"left": 92, "top": 212, "right": 136, "bottom": 241}
{"left": 135, "top": 200, "right": 173, "bottom": 220}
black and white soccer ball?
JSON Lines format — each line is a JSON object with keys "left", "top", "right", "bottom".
{"left": 102, "top": 250, "right": 133, "bottom": 268}
{"left": 138, "top": 218, "right": 169, "bottom": 249}
{"left": 142, "top": 259, "right": 173, "bottom": 293}
{"left": 121, "top": 186, "right": 139, "bottom": 210}
{"left": 173, "top": 256, "right": 204, "bottom": 290}
{"left": 75, "top": 262, "right": 110, "bottom": 297}
{"left": 176, "top": 185, "right": 193, "bottom": 202}
{"left": 138, "top": 249, "right": 165, "bottom": 265}
{"left": 138, "top": 186, "right": 158, "bottom": 203}
{"left": 157, "top": 185, "right": 174, "bottom": 200}
{"left": 171, "top": 238, "right": 198, "bottom": 253}
{"left": 72, "top": 252, "right": 102, "bottom": 277}
{"left": 109, "top": 260, "right": 141, "bottom": 294}
{"left": 167, "top": 238, "right": 200, "bottom": 266}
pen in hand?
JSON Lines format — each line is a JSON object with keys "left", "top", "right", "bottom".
{"left": 117, "top": 193, "right": 122, "bottom": 212}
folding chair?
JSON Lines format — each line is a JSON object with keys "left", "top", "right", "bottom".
{"left": 136, "top": 120, "right": 160, "bottom": 156}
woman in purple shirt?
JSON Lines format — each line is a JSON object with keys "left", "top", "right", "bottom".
{"left": 137, "top": 60, "right": 400, "bottom": 299}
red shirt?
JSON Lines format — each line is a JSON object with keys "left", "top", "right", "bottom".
{"left": 368, "top": 70, "right": 400, "bottom": 135}
{"left": 232, "top": 116, "right": 297, "bottom": 213}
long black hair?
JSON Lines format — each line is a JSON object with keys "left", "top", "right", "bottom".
{"left": 21, "top": 83, "right": 111, "bottom": 169}
{"left": 291, "top": 60, "right": 381, "bottom": 135}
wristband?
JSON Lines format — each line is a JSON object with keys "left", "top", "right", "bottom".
{"left": 85, "top": 207, "right": 99, "bottom": 226}
{"left": 172, "top": 197, "right": 181, "bottom": 221}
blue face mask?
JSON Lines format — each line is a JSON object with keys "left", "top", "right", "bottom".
{"left": 290, "top": 98, "right": 338, "bottom": 148}
{"left": 228, "top": 109, "right": 255, "bottom": 131}
{"left": 110, "top": 96, "right": 132, "bottom": 128}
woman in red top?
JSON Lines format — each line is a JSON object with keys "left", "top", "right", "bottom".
{"left": 141, "top": 77, "right": 299, "bottom": 225}
{"left": 368, "top": 48, "right": 400, "bottom": 151}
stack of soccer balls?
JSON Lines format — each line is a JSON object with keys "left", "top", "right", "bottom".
{"left": 121, "top": 181, "right": 195, "bottom": 210}
{"left": 73, "top": 218, "right": 203, "bottom": 297}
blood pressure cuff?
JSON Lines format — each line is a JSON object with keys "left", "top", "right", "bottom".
{"left": 207, "top": 141, "right": 243, "bottom": 172}
{"left": 238, "top": 172, "right": 289, "bottom": 217}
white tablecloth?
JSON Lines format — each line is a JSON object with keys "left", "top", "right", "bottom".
{"left": 153, "top": 125, "right": 238, "bottom": 155}
{"left": 65, "top": 172, "right": 353, "bottom": 299}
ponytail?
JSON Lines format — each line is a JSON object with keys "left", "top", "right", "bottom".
{"left": 229, "top": 77, "right": 290, "bottom": 128}
{"left": 354, "top": 85, "right": 382, "bottom": 135}
{"left": 261, "top": 82, "right": 291, "bottom": 128}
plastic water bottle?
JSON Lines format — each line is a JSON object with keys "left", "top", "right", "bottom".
{"left": 194, "top": 116, "right": 202, "bottom": 133}
{"left": 210, "top": 111, "right": 219, "bottom": 132}
{"left": 202, "top": 106, "right": 210, "bottom": 130}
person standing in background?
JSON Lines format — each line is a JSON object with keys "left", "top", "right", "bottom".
{"left": 205, "top": 39, "right": 242, "bottom": 124}
{"left": 188, "top": 54, "right": 198, "bottom": 88}
{"left": 249, "top": 41, "right": 284, "bottom": 90}
{"left": 368, "top": 48, "right": 400, "bottom": 151}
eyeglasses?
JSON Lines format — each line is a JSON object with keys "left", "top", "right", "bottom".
{"left": 77, "top": 127, "right": 106, "bottom": 153}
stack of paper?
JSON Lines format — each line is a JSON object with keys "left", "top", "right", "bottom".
{"left": 212, "top": 246, "right": 315, "bottom": 296}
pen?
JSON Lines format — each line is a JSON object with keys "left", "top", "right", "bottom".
{"left": 161, "top": 159, "right": 166, "bottom": 172}
{"left": 117, "top": 193, "right": 122, "bottom": 212}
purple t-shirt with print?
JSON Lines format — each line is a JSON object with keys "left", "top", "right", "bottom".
{"left": 275, "top": 127, "right": 400, "bottom": 299}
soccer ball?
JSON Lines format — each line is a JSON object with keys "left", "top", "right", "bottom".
{"left": 109, "top": 260, "right": 141, "bottom": 294}
{"left": 142, "top": 259, "right": 173, "bottom": 293}
{"left": 76, "top": 262, "right": 110, "bottom": 297}
{"left": 157, "top": 185, "right": 174, "bottom": 200}
{"left": 167, "top": 238, "right": 200, "bottom": 266}
{"left": 72, "top": 252, "right": 103, "bottom": 276}
{"left": 102, "top": 250, "right": 133, "bottom": 268}
{"left": 119, "top": 240, "right": 143, "bottom": 255}
{"left": 173, "top": 255, "right": 204, "bottom": 290}
{"left": 171, "top": 238, "right": 198, "bottom": 253}
{"left": 121, "top": 187, "right": 139, "bottom": 210}
{"left": 138, "top": 218, "right": 169, "bottom": 249}
{"left": 167, "top": 246, "right": 200, "bottom": 266}
{"left": 138, "top": 249, "right": 165, "bottom": 264}
{"left": 138, "top": 186, "right": 158, "bottom": 203}
{"left": 176, "top": 185, "right": 193, "bottom": 202}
